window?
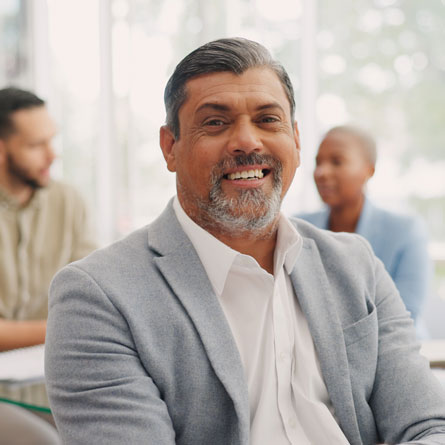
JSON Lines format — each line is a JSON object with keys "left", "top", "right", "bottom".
{"left": 314, "top": 0, "right": 445, "bottom": 300}
{"left": 10, "top": 0, "right": 445, "bottom": 301}
{"left": 41, "top": 0, "right": 304, "bottom": 243}
{"left": 0, "top": 0, "right": 31, "bottom": 87}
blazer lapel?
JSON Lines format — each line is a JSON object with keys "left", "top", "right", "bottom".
{"left": 147, "top": 201, "right": 250, "bottom": 443}
{"left": 290, "top": 237, "right": 362, "bottom": 444}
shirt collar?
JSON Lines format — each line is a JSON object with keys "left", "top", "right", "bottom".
{"left": 173, "top": 196, "right": 302, "bottom": 295}
{"left": 0, "top": 185, "right": 45, "bottom": 211}
{"left": 173, "top": 196, "right": 237, "bottom": 296}
{"left": 0, "top": 185, "right": 18, "bottom": 210}
{"left": 275, "top": 214, "right": 302, "bottom": 275}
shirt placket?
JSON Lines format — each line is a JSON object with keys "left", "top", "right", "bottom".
{"left": 272, "top": 268, "right": 310, "bottom": 445}
{"left": 16, "top": 209, "right": 31, "bottom": 319}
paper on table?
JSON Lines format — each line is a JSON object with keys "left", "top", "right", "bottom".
{"left": 420, "top": 339, "right": 445, "bottom": 368}
{"left": 0, "top": 344, "right": 45, "bottom": 385}
{"left": 432, "top": 368, "right": 445, "bottom": 388}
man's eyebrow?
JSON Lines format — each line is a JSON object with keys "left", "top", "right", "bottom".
{"left": 196, "top": 103, "right": 231, "bottom": 113}
{"left": 255, "top": 102, "right": 286, "bottom": 113}
{"left": 195, "top": 101, "right": 286, "bottom": 114}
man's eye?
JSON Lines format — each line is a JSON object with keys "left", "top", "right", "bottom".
{"left": 205, "top": 119, "right": 225, "bottom": 127}
{"left": 259, "top": 116, "right": 279, "bottom": 124}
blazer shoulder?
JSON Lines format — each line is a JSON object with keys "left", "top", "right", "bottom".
{"left": 293, "top": 208, "right": 328, "bottom": 228}
{"left": 290, "top": 216, "right": 376, "bottom": 267}
{"left": 68, "top": 225, "right": 152, "bottom": 278}
{"left": 291, "top": 216, "right": 372, "bottom": 248}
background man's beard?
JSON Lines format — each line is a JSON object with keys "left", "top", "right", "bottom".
{"left": 7, "top": 155, "right": 44, "bottom": 189}
{"left": 197, "top": 153, "right": 283, "bottom": 236}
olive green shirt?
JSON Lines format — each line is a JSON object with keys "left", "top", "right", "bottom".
{"left": 0, "top": 180, "right": 97, "bottom": 320}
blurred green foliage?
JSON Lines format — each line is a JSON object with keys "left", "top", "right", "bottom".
{"left": 319, "top": 0, "right": 445, "bottom": 164}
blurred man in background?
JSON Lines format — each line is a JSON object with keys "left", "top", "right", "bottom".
{"left": 0, "top": 86, "right": 96, "bottom": 351}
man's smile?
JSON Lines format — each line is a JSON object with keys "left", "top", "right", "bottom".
{"left": 224, "top": 167, "right": 270, "bottom": 181}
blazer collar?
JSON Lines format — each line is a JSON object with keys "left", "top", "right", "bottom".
{"left": 147, "top": 199, "right": 250, "bottom": 443}
{"left": 147, "top": 200, "right": 362, "bottom": 443}
{"left": 289, "top": 235, "right": 362, "bottom": 444}
{"left": 355, "top": 197, "right": 375, "bottom": 238}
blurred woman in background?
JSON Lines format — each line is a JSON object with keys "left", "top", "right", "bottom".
{"left": 297, "top": 125, "right": 431, "bottom": 324}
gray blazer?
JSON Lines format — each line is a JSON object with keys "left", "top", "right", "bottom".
{"left": 45, "top": 201, "right": 445, "bottom": 445}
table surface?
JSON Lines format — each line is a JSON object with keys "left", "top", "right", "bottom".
{"left": 0, "top": 381, "right": 50, "bottom": 412}
{"left": 420, "top": 339, "right": 445, "bottom": 368}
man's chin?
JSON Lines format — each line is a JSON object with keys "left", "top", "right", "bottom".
{"left": 25, "top": 177, "right": 49, "bottom": 189}
{"left": 203, "top": 195, "right": 281, "bottom": 236}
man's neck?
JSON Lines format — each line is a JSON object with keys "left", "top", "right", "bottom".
{"left": 175, "top": 196, "right": 280, "bottom": 275}
{"left": 207, "top": 224, "right": 278, "bottom": 275}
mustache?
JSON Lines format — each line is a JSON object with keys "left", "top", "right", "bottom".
{"left": 211, "top": 153, "right": 282, "bottom": 182}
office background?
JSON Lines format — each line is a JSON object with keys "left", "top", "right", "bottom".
{"left": 1, "top": 0, "right": 445, "bottom": 310}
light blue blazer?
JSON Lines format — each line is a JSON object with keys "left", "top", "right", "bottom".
{"left": 45, "top": 201, "right": 445, "bottom": 445}
{"left": 297, "top": 199, "right": 431, "bottom": 321}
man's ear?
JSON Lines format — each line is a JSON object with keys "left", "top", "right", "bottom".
{"left": 293, "top": 120, "right": 301, "bottom": 165}
{"left": 293, "top": 120, "right": 300, "bottom": 150}
{"left": 159, "top": 126, "right": 177, "bottom": 172}
{"left": 0, "top": 140, "right": 6, "bottom": 165}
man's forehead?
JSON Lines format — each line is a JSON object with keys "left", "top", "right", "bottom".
{"left": 11, "top": 106, "right": 46, "bottom": 121}
{"left": 186, "top": 67, "right": 283, "bottom": 92}
{"left": 5, "top": 108, "right": 56, "bottom": 145}
{"left": 182, "top": 68, "right": 291, "bottom": 113}
{"left": 11, "top": 107, "right": 54, "bottom": 131}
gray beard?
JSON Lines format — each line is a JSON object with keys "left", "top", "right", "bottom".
{"left": 195, "top": 153, "right": 283, "bottom": 237}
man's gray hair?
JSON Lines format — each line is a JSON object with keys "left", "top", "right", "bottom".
{"left": 164, "top": 37, "right": 296, "bottom": 139}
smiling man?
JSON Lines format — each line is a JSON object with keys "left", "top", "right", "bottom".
{"left": 0, "top": 87, "right": 96, "bottom": 352}
{"left": 45, "top": 39, "right": 445, "bottom": 445}
{"left": 160, "top": 67, "right": 299, "bottom": 274}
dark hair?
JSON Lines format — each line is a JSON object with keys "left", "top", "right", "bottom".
{"left": 164, "top": 37, "right": 296, "bottom": 139}
{"left": 325, "top": 125, "right": 378, "bottom": 166}
{"left": 0, "top": 87, "right": 45, "bottom": 138}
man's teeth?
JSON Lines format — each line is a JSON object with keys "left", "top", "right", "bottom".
{"left": 227, "top": 169, "right": 264, "bottom": 180}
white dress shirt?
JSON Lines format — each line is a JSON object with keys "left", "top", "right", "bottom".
{"left": 173, "top": 197, "right": 349, "bottom": 445}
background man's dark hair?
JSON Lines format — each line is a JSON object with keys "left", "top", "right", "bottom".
{"left": 0, "top": 87, "right": 45, "bottom": 138}
{"left": 164, "top": 37, "right": 296, "bottom": 139}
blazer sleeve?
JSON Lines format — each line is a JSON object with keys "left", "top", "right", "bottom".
{"left": 45, "top": 265, "right": 176, "bottom": 445}
{"left": 390, "top": 217, "right": 431, "bottom": 321}
{"left": 361, "top": 238, "right": 445, "bottom": 444}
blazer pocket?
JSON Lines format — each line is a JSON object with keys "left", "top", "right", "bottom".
{"left": 342, "top": 303, "right": 377, "bottom": 347}
{"left": 342, "top": 305, "right": 378, "bottom": 400}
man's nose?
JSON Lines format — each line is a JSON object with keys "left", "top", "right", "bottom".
{"left": 226, "top": 119, "right": 263, "bottom": 155}
{"left": 45, "top": 142, "right": 56, "bottom": 163}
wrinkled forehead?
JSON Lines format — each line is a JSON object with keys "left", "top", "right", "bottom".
{"left": 182, "top": 68, "right": 292, "bottom": 117}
